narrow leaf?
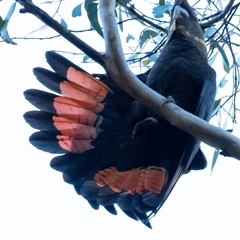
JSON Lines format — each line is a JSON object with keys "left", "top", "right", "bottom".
{"left": 139, "top": 29, "right": 158, "bottom": 49}
{"left": 159, "top": 0, "right": 165, "bottom": 6}
{"left": 213, "top": 99, "right": 221, "bottom": 110}
{"left": 39, "top": 1, "right": 53, "bottom": 3}
{"left": 143, "top": 58, "right": 152, "bottom": 66}
{"left": 118, "top": 6, "right": 123, "bottom": 32}
{"left": 219, "top": 77, "right": 228, "bottom": 88}
{"left": 215, "top": 43, "right": 230, "bottom": 73}
{"left": 203, "top": 27, "right": 216, "bottom": 38}
{"left": 60, "top": 18, "right": 68, "bottom": 29}
{"left": 72, "top": 4, "right": 82, "bottom": 18}
{"left": 0, "top": 2, "right": 16, "bottom": 45}
{"left": 83, "top": 55, "right": 90, "bottom": 62}
{"left": 0, "top": 16, "right": 4, "bottom": 29}
{"left": 211, "top": 149, "right": 219, "bottom": 173}
{"left": 150, "top": 53, "right": 158, "bottom": 63}
{"left": 84, "top": 0, "right": 96, "bottom": 9}
{"left": 152, "top": 3, "right": 172, "bottom": 18}
{"left": 4, "top": 2, "right": 16, "bottom": 21}
{"left": 126, "top": 34, "right": 134, "bottom": 43}
{"left": 208, "top": 52, "right": 218, "bottom": 66}
{"left": 85, "top": 2, "right": 103, "bottom": 38}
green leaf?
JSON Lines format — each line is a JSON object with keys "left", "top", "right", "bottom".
{"left": 4, "top": 2, "right": 16, "bottom": 21}
{"left": 126, "top": 34, "right": 134, "bottom": 43}
{"left": 159, "top": 0, "right": 165, "bottom": 6}
{"left": 139, "top": 29, "right": 158, "bottom": 49}
{"left": 208, "top": 52, "right": 218, "bottom": 66}
{"left": 85, "top": 1, "right": 103, "bottom": 38}
{"left": 215, "top": 43, "right": 230, "bottom": 73}
{"left": 84, "top": 0, "right": 96, "bottom": 9}
{"left": 83, "top": 55, "right": 90, "bottom": 62}
{"left": 211, "top": 98, "right": 221, "bottom": 116}
{"left": 0, "top": 16, "right": 4, "bottom": 29}
{"left": 213, "top": 99, "right": 221, "bottom": 110}
{"left": 206, "top": 0, "right": 211, "bottom": 5}
{"left": 150, "top": 53, "right": 158, "bottom": 62}
{"left": 211, "top": 149, "right": 219, "bottom": 173}
{"left": 222, "top": 58, "right": 230, "bottom": 73}
{"left": 127, "top": 53, "right": 139, "bottom": 64}
{"left": 219, "top": 77, "right": 228, "bottom": 88}
{"left": 142, "top": 53, "right": 158, "bottom": 66}
{"left": 0, "top": 2, "right": 16, "bottom": 45}
{"left": 60, "top": 18, "right": 68, "bottom": 29}
{"left": 152, "top": 2, "right": 172, "bottom": 18}
{"left": 203, "top": 27, "right": 216, "bottom": 38}
{"left": 142, "top": 58, "right": 152, "bottom": 66}
{"left": 72, "top": 4, "right": 82, "bottom": 18}
{"left": 39, "top": 1, "right": 53, "bottom": 3}
{"left": 118, "top": 6, "right": 123, "bottom": 32}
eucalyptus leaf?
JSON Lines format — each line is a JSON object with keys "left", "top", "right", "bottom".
{"left": 126, "top": 34, "right": 134, "bottom": 43}
{"left": 215, "top": 43, "right": 230, "bottom": 73}
{"left": 0, "top": 2, "right": 16, "bottom": 45}
{"left": 118, "top": 6, "right": 123, "bottom": 32}
{"left": 60, "top": 18, "right": 68, "bottom": 29}
{"left": 0, "top": 16, "right": 4, "bottom": 29}
{"left": 219, "top": 77, "right": 228, "bottom": 88}
{"left": 143, "top": 58, "right": 152, "bottom": 66}
{"left": 85, "top": 0, "right": 96, "bottom": 9}
{"left": 83, "top": 55, "right": 90, "bottom": 62}
{"left": 213, "top": 99, "right": 221, "bottom": 111}
{"left": 39, "top": 1, "right": 53, "bottom": 3}
{"left": 72, "top": 4, "right": 82, "bottom": 18}
{"left": 203, "top": 27, "right": 216, "bottom": 38}
{"left": 208, "top": 52, "right": 218, "bottom": 66}
{"left": 150, "top": 53, "right": 158, "bottom": 63}
{"left": 152, "top": 2, "right": 172, "bottom": 18}
{"left": 85, "top": 1, "right": 103, "bottom": 38}
{"left": 139, "top": 29, "right": 158, "bottom": 49}
{"left": 211, "top": 149, "right": 219, "bottom": 173}
{"left": 159, "top": 0, "right": 165, "bottom": 6}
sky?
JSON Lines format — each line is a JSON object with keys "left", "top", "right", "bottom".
{"left": 1, "top": 1, "right": 240, "bottom": 240}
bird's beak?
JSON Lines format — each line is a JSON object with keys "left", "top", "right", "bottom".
{"left": 165, "top": 5, "right": 189, "bottom": 45}
{"left": 170, "top": 5, "right": 189, "bottom": 31}
{"left": 172, "top": 5, "right": 189, "bottom": 19}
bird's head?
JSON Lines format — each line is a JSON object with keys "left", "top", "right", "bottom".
{"left": 166, "top": 0, "right": 207, "bottom": 58}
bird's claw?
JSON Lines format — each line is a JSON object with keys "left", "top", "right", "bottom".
{"left": 162, "top": 96, "right": 175, "bottom": 106}
{"left": 132, "top": 117, "right": 158, "bottom": 138}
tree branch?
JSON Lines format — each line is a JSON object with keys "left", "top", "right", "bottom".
{"left": 116, "top": 0, "right": 168, "bottom": 34}
{"left": 200, "top": 0, "right": 236, "bottom": 29}
{"left": 15, "top": 0, "right": 240, "bottom": 160}
{"left": 16, "top": 0, "right": 106, "bottom": 69}
{"left": 99, "top": 0, "right": 240, "bottom": 160}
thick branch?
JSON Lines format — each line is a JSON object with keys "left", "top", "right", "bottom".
{"left": 99, "top": 0, "right": 240, "bottom": 160}
{"left": 16, "top": 0, "right": 106, "bottom": 69}
{"left": 200, "top": 0, "right": 236, "bottom": 29}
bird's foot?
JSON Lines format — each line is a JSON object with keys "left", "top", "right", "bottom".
{"left": 132, "top": 117, "right": 158, "bottom": 138}
{"left": 220, "top": 150, "right": 232, "bottom": 157}
{"left": 162, "top": 96, "right": 175, "bottom": 106}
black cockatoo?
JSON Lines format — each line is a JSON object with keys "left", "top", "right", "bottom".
{"left": 24, "top": 0, "right": 216, "bottom": 228}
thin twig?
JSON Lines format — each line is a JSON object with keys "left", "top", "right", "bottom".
{"left": 117, "top": 0, "right": 168, "bottom": 34}
{"left": 16, "top": 0, "right": 106, "bottom": 69}
{"left": 200, "top": 0, "right": 236, "bottom": 29}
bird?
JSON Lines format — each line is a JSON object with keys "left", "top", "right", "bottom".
{"left": 24, "top": 0, "right": 216, "bottom": 228}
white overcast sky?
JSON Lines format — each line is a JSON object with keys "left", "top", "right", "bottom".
{"left": 1, "top": 1, "right": 240, "bottom": 240}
